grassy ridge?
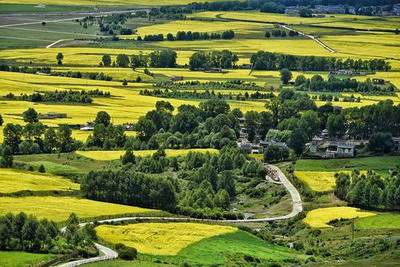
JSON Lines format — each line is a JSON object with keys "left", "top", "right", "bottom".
{"left": 356, "top": 213, "right": 400, "bottom": 230}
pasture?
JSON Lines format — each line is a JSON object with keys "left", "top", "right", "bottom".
{"left": 76, "top": 148, "right": 219, "bottom": 161}
{"left": 0, "top": 196, "right": 160, "bottom": 222}
{"left": 96, "top": 222, "right": 237, "bottom": 255}
{"left": 303, "top": 207, "right": 376, "bottom": 228}
{"left": 295, "top": 156, "right": 400, "bottom": 177}
{"left": 355, "top": 213, "right": 400, "bottom": 230}
{"left": 0, "top": 251, "right": 54, "bottom": 267}
{"left": 0, "top": 168, "right": 79, "bottom": 194}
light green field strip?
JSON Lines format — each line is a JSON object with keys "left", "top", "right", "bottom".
{"left": 76, "top": 148, "right": 219, "bottom": 161}
{"left": 0, "top": 168, "right": 79, "bottom": 193}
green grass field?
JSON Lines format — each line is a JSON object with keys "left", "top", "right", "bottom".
{"left": 0, "top": 251, "right": 54, "bottom": 267}
{"left": 295, "top": 156, "right": 400, "bottom": 174}
{"left": 0, "top": 168, "right": 79, "bottom": 194}
{"left": 356, "top": 213, "right": 400, "bottom": 230}
{"left": 0, "top": 196, "right": 160, "bottom": 222}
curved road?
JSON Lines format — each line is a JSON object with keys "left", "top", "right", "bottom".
{"left": 56, "top": 164, "right": 303, "bottom": 266}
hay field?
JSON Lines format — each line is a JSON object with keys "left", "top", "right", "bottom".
{"left": 0, "top": 196, "right": 158, "bottom": 222}
{"left": 76, "top": 148, "right": 219, "bottom": 161}
{"left": 96, "top": 222, "right": 238, "bottom": 255}
{"left": 0, "top": 168, "right": 79, "bottom": 194}
{"left": 304, "top": 207, "right": 376, "bottom": 228}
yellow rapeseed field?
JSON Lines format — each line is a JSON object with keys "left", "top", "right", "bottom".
{"left": 96, "top": 222, "right": 238, "bottom": 255}
{"left": 0, "top": 168, "right": 79, "bottom": 194}
{"left": 0, "top": 196, "right": 157, "bottom": 222}
{"left": 76, "top": 148, "right": 219, "bottom": 161}
{"left": 303, "top": 207, "right": 376, "bottom": 228}
{"left": 294, "top": 171, "right": 337, "bottom": 192}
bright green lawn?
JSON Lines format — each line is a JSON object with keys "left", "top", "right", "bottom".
{"left": 0, "top": 251, "right": 54, "bottom": 267}
{"left": 295, "top": 156, "right": 400, "bottom": 173}
{"left": 356, "top": 213, "right": 400, "bottom": 230}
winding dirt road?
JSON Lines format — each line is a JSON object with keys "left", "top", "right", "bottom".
{"left": 56, "top": 164, "right": 303, "bottom": 266}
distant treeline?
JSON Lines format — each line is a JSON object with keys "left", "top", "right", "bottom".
{"left": 52, "top": 71, "right": 113, "bottom": 81}
{"left": 155, "top": 80, "right": 265, "bottom": 91}
{"left": 185, "top": 0, "right": 400, "bottom": 15}
{"left": 140, "top": 88, "right": 275, "bottom": 100}
{"left": 296, "top": 75, "right": 396, "bottom": 94}
{"left": 5, "top": 89, "right": 110, "bottom": 104}
{"left": 0, "top": 64, "right": 51, "bottom": 74}
{"left": 189, "top": 50, "right": 239, "bottom": 70}
{"left": 251, "top": 51, "right": 391, "bottom": 71}
{"left": 265, "top": 29, "right": 299, "bottom": 38}
{"left": 140, "top": 30, "right": 235, "bottom": 41}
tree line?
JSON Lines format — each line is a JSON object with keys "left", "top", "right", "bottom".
{"left": 189, "top": 50, "right": 239, "bottom": 70}
{"left": 101, "top": 50, "right": 177, "bottom": 68}
{"left": 155, "top": 80, "right": 264, "bottom": 91}
{"left": 295, "top": 74, "right": 396, "bottom": 95}
{"left": 140, "top": 30, "right": 235, "bottom": 42}
{"left": 251, "top": 51, "right": 391, "bottom": 71}
{"left": 335, "top": 170, "right": 400, "bottom": 211}
{"left": 5, "top": 89, "right": 110, "bottom": 104}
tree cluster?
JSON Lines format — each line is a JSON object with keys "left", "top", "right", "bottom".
{"left": 296, "top": 75, "right": 396, "bottom": 95}
{"left": 0, "top": 212, "right": 95, "bottom": 256}
{"left": 335, "top": 170, "right": 400, "bottom": 210}
{"left": 0, "top": 64, "right": 51, "bottom": 75}
{"left": 251, "top": 51, "right": 391, "bottom": 71}
{"left": 189, "top": 50, "right": 239, "bottom": 70}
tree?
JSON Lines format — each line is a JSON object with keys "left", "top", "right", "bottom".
{"left": 102, "top": 54, "right": 112, "bottom": 67}
{"left": 299, "top": 8, "right": 313, "bottom": 18}
{"left": 327, "top": 114, "right": 346, "bottom": 138}
{"left": 280, "top": 68, "right": 292, "bottom": 85}
{"left": 368, "top": 132, "right": 394, "bottom": 153}
{"left": 43, "top": 128, "right": 58, "bottom": 153}
{"left": 116, "top": 54, "right": 130, "bottom": 67}
{"left": 265, "top": 31, "right": 271, "bottom": 38}
{"left": 289, "top": 128, "right": 307, "bottom": 155}
{"left": 56, "top": 52, "right": 64, "bottom": 65}
{"left": 334, "top": 173, "right": 350, "bottom": 200}
{"left": 155, "top": 101, "right": 174, "bottom": 113}
{"left": 264, "top": 144, "right": 289, "bottom": 163}
{"left": 94, "top": 111, "right": 111, "bottom": 127}
{"left": 0, "top": 114, "right": 3, "bottom": 126}
{"left": 0, "top": 145, "right": 13, "bottom": 168}
{"left": 22, "top": 108, "right": 39, "bottom": 123}
{"left": 38, "top": 164, "right": 46, "bottom": 173}
{"left": 3, "top": 123, "right": 23, "bottom": 153}
{"left": 121, "top": 150, "right": 136, "bottom": 165}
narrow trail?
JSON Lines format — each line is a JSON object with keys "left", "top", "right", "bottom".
{"left": 56, "top": 164, "right": 303, "bottom": 267}
{"left": 210, "top": 14, "right": 336, "bottom": 53}
{"left": 46, "top": 39, "right": 73, "bottom": 48}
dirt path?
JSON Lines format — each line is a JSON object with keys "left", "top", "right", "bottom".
{"left": 56, "top": 164, "right": 303, "bottom": 266}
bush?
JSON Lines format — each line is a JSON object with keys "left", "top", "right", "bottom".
{"left": 116, "top": 244, "right": 137, "bottom": 260}
{"left": 38, "top": 164, "right": 46, "bottom": 173}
